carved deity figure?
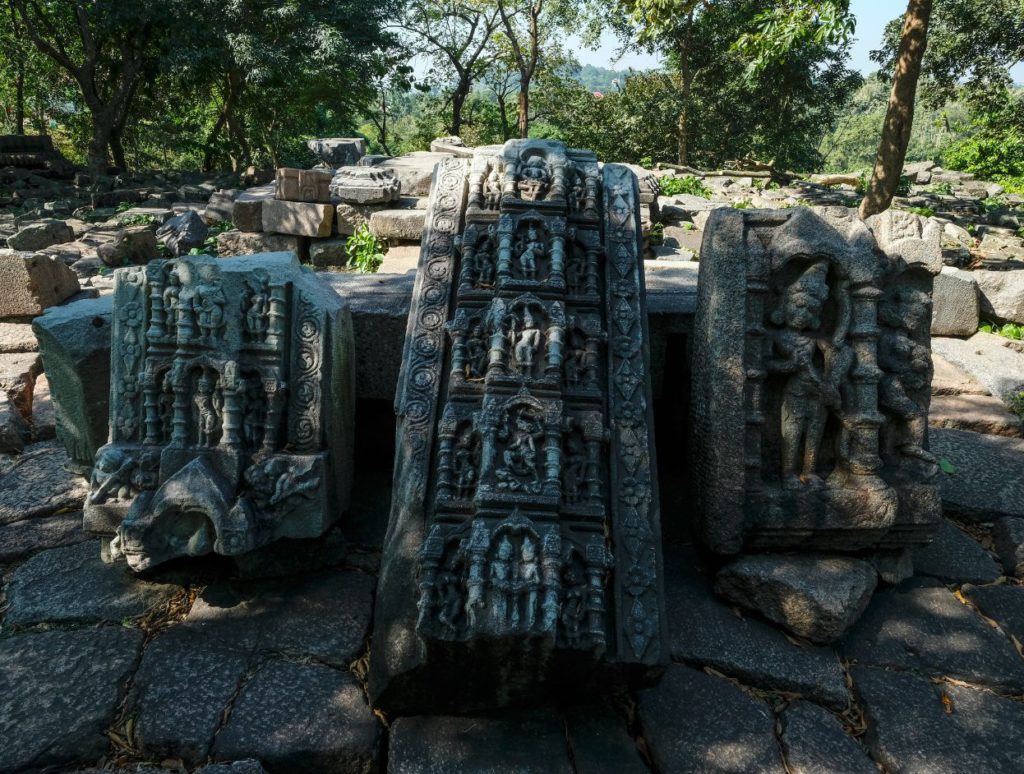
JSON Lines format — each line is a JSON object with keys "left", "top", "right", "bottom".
{"left": 512, "top": 309, "right": 543, "bottom": 374}
{"left": 476, "top": 233, "right": 497, "bottom": 288}
{"left": 518, "top": 536, "right": 541, "bottom": 630}
{"left": 243, "top": 275, "right": 270, "bottom": 342}
{"left": 570, "top": 173, "right": 585, "bottom": 213}
{"left": 498, "top": 407, "right": 543, "bottom": 490}
{"left": 436, "top": 554, "right": 464, "bottom": 634}
{"left": 193, "top": 374, "right": 222, "bottom": 447}
{"left": 516, "top": 225, "right": 543, "bottom": 281}
{"left": 162, "top": 267, "right": 182, "bottom": 337}
{"left": 566, "top": 249, "right": 586, "bottom": 295}
{"left": 563, "top": 431, "right": 586, "bottom": 503}
{"left": 483, "top": 169, "right": 502, "bottom": 210}
{"left": 767, "top": 261, "right": 851, "bottom": 489}
{"left": 242, "top": 377, "right": 267, "bottom": 448}
{"left": 465, "top": 321, "right": 488, "bottom": 379}
{"left": 561, "top": 564, "right": 586, "bottom": 647}
{"left": 88, "top": 447, "right": 136, "bottom": 504}
{"left": 453, "top": 428, "right": 478, "bottom": 499}
{"left": 517, "top": 155, "right": 550, "bottom": 201}
{"left": 490, "top": 537, "right": 513, "bottom": 628}
{"left": 244, "top": 456, "right": 319, "bottom": 509}
{"left": 878, "top": 286, "right": 937, "bottom": 469}
{"left": 194, "top": 264, "right": 226, "bottom": 342}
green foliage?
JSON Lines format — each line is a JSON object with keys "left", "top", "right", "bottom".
{"left": 926, "top": 181, "right": 954, "bottom": 195}
{"left": 731, "top": 199, "right": 752, "bottom": 209}
{"left": 119, "top": 214, "right": 158, "bottom": 227}
{"left": 939, "top": 457, "right": 956, "bottom": 475}
{"left": 904, "top": 206, "right": 935, "bottom": 218}
{"left": 979, "top": 321, "right": 1024, "bottom": 340}
{"left": 659, "top": 175, "right": 711, "bottom": 198}
{"left": 187, "top": 220, "right": 232, "bottom": 256}
{"left": 346, "top": 225, "right": 385, "bottom": 274}
{"left": 1007, "top": 391, "right": 1024, "bottom": 420}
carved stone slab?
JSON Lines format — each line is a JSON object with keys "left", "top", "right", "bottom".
{"left": 369, "top": 140, "right": 666, "bottom": 714}
{"left": 83, "top": 252, "right": 355, "bottom": 570}
{"left": 691, "top": 207, "right": 942, "bottom": 555}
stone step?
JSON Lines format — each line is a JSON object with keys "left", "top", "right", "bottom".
{"left": 932, "top": 333, "right": 1024, "bottom": 405}
{"left": 929, "top": 393, "right": 1024, "bottom": 437}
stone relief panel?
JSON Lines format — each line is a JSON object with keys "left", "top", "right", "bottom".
{"left": 84, "top": 252, "right": 355, "bottom": 570}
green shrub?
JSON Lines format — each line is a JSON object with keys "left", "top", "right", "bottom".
{"left": 905, "top": 206, "right": 935, "bottom": 218}
{"left": 345, "top": 224, "right": 385, "bottom": 273}
{"left": 1007, "top": 391, "right": 1024, "bottom": 420}
{"left": 979, "top": 321, "right": 1024, "bottom": 340}
{"left": 659, "top": 175, "right": 712, "bottom": 199}
{"left": 943, "top": 131, "right": 1024, "bottom": 181}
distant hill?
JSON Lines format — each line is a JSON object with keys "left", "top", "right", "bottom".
{"left": 574, "top": 64, "right": 633, "bottom": 94}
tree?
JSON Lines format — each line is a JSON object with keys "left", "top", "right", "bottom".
{"left": 859, "top": 0, "right": 932, "bottom": 218}
{"left": 399, "top": 0, "right": 503, "bottom": 136}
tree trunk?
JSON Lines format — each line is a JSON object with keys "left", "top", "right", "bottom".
{"left": 451, "top": 77, "right": 470, "bottom": 136}
{"left": 859, "top": 0, "right": 932, "bottom": 219}
{"left": 14, "top": 59, "right": 25, "bottom": 134}
{"left": 88, "top": 112, "right": 114, "bottom": 172}
{"left": 517, "top": 77, "right": 530, "bottom": 138}
{"left": 676, "top": 10, "right": 693, "bottom": 165}
{"left": 109, "top": 126, "right": 127, "bottom": 170}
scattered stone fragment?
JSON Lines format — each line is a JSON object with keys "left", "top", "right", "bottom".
{"left": 912, "top": 517, "right": 1002, "bottom": 583}
{"left": 0, "top": 440, "right": 89, "bottom": 524}
{"left": 990, "top": 517, "right": 1024, "bottom": 577}
{"left": 31, "top": 372, "right": 56, "bottom": 441}
{"left": 132, "top": 629, "right": 250, "bottom": 763}
{"left": 204, "top": 189, "right": 240, "bottom": 222}
{"left": 0, "top": 321, "right": 38, "bottom": 353}
{"left": 375, "top": 152, "right": 451, "bottom": 196}
{"left": 932, "top": 334, "right": 1024, "bottom": 406}
{"left": 0, "top": 248, "right": 80, "bottom": 317}
{"left": 0, "top": 349, "right": 41, "bottom": 417}
{"left": 261, "top": 199, "right": 333, "bottom": 237}
{"left": 388, "top": 711, "right": 573, "bottom": 774}
{"left": 0, "top": 391, "right": 29, "bottom": 452}
{"left": 232, "top": 185, "right": 275, "bottom": 232}
{"left": 930, "top": 429, "right": 1024, "bottom": 521}
{"left": 368, "top": 208, "right": 426, "bottom": 241}
{"left": 329, "top": 166, "right": 401, "bottom": 204}
{"left": 7, "top": 217, "right": 74, "bottom": 251}
{"left": 637, "top": 664, "right": 784, "bottom": 774}
{"left": 97, "top": 224, "right": 158, "bottom": 266}
{"left": 5, "top": 539, "right": 181, "bottom": 626}
{"left": 840, "top": 579, "right": 1024, "bottom": 691}
{"left": 665, "top": 546, "right": 849, "bottom": 708}
{"left": 974, "top": 269, "right": 1024, "bottom": 325}
{"left": 0, "top": 627, "right": 143, "bottom": 773}
{"left": 32, "top": 295, "right": 113, "bottom": 470}
{"left": 334, "top": 201, "right": 383, "bottom": 235}
{"left": 714, "top": 554, "right": 877, "bottom": 644}
{"left": 853, "top": 665, "right": 1024, "bottom": 774}
{"left": 931, "top": 266, "right": 979, "bottom": 336}
{"left": 565, "top": 704, "right": 647, "bottom": 774}
{"left": 309, "top": 236, "right": 348, "bottom": 267}
{"left": 0, "top": 509, "right": 87, "bottom": 562}
{"left": 156, "top": 209, "right": 209, "bottom": 256}
{"left": 307, "top": 137, "right": 366, "bottom": 167}
{"left": 779, "top": 701, "right": 876, "bottom": 774}
{"left": 183, "top": 570, "right": 373, "bottom": 665}
{"left": 964, "top": 583, "right": 1024, "bottom": 642}
{"left": 869, "top": 548, "right": 915, "bottom": 585}
{"left": 929, "top": 393, "right": 1023, "bottom": 437}
{"left": 213, "top": 660, "right": 379, "bottom": 774}
{"left": 216, "top": 229, "right": 309, "bottom": 261}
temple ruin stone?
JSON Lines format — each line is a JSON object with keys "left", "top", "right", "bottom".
{"left": 329, "top": 167, "right": 401, "bottom": 205}
{"left": 82, "top": 251, "right": 355, "bottom": 571}
{"left": 307, "top": 137, "right": 366, "bottom": 167}
{"left": 370, "top": 139, "right": 667, "bottom": 714}
{"left": 275, "top": 168, "right": 333, "bottom": 204}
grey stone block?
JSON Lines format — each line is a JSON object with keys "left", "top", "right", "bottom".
{"left": 97, "top": 224, "right": 159, "bottom": 266}
{"left": 261, "top": 199, "right": 333, "bottom": 237}
{"left": 912, "top": 517, "right": 1002, "bottom": 583}
{"left": 232, "top": 185, "right": 275, "bottom": 233}
{"left": 931, "top": 266, "right": 979, "bottom": 336}
{"left": 964, "top": 583, "right": 1024, "bottom": 642}
{"left": 932, "top": 333, "right": 1024, "bottom": 405}
{"left": 930, "top": 428, "right": 1024, "bottom": 521}
{"left": 565, "top": 705, "right": 647, "bottom": 774}
{"left": 309, "top": 236, "right": 348, "bottom": 267}
{"left": 216, "top": 229, "right": 309, "bottom": 262}
{"left": 779, "top": 701, "right": 876, "bottom": 774}
{"left": 157, "top": 210, "right": 209, "bottom": 256}
{"left": 0, "top": 509, "right": 87, "bottom": 562}
{"left": 7, "top": 217, "right": 74, "bottom": 251}
{"left": 368, "top": 208, "right": 426, "bottom": 241}
{"left": 974, "top": 268, "right": 1024, "bottom": 325}
{"left": 0, "top": 248, "right": 80, "bottom": 318}
{"left": 0, "top": 440, "right": 88, "bottom": 525}
{"left": 375, "top": 152, "right": 450, "bottom": 196}
{"left": 307, "top": 137, "right": 366, "bottom": 167}
{"left": 991, "top": 517, "right": 1024, "bottom": 577}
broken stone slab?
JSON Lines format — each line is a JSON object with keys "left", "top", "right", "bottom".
{"left": 974, "top": 268, "right": 1024, "bottom": 325}
{"left": 964, "top": 583, "right": 1024, "bottom": 642}
{"left": 131, "top": 628, "right": 250, "bottom": 764}
{"left": 32, "top": 295, "right": 113, "bottom": 470}
{"left": 0, "top": 349, "right": 42, "bottom": 417}
{"left": 779, "top": 701, "right": 877, "bottom": 774}
{"left": 389, "top": 711, "right": 574, "bottom": 774}
{"left": 0, "top": 627, "right": 144, "bottom": 773}
{"left": 0, "top": 248, "right": 80, "bottom": 317}
{"left": 275, "top": 168, "right": 333, "bottom": 204}
{"left": 0, "top": 509, "right": 87, "bottom": 562}
{"left": 375, "top": 152, "right": 451, "bottom": 196}
{"left": 5, "top": 539, "right": 181, "bottom": 626}
{"left": 309, "top": 236, "right": 347, "bottom": 268}
{"left": 0, "top": 440, "right": 89, "bottom": 524}
{"left": 216, "top": 229, "right": 309, "bottom": 262}
{"left": 157, "top": 209, "right": 209, "bottom": 256}
{"left": 204, "top": 189, "right": 240, "bottom": 223}
{"left": 713, "top": 554, "right": 878, "bottom": 644}
{"left": 930, "top": 428, "right": 1024, "bottom": 521}
{"left": 931, "top": 266, "right": 979, "bottom": 337}
{"left": 0, "top": 321, "right": 39, "bottom": 352}
{"left": 991, "top": 517, "right": 1024, "bottom": 577}
{"left": 665, "top": 545, "right": 850, "bottom": 708}
{"left": 307, "top": 137, "right": 366, "bottom": 167}
{"left": 212, "top": 660, "right": 380, "bottom": 773}
{"left": 261, "top": 198, "right": 333, "bottom": 237}
{"left": 97, "top": 224, "right": 159, "bottom": 267}
{"left": 852, "top": 665, "right": 1024, "bottom": 774}
{"left": 85, "top": 253, "right": 355, "bottom": 570}
{"left": 367, "top": 208, "right": 426, "bottom": 241}
{"left": 637, "top": 664, "right": 785, "bottom": 774}
{"left": 113, "top": 206, "right": 175, "bottom": 226}
{"left": 911, "top": 517, "right": 1002, "bottom": 584}
{"left": 0, "top": 391, "right": 29, "bottom": 451}
{"left": 7, "top": 217, "right": 74, "bottom": 251}
{"left": 839, "top": 579, "right": 1024, "bottom": 692}
{"left": 932, "top": 333, "right": 1024, "bottom": 407}
{"left": 232, "top": 185, "right": 276, "bottom": 233}
{"left": 329, "top": 166, "right": 401, "bottom": 205}
{"left": 564, "top": 704, "right": 647, "bottom": 774}
{"left": 928, "top": 393, "right": 1023, "bottom": 437}
{"left": 429, "top": 135, "right": 475, "bottom": 157}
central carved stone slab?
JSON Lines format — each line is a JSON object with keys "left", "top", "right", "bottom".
{"left": 369, "top": 140, "right": 667, "bottom": 713}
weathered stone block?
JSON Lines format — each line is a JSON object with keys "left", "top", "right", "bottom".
{"left": 216, "top": 229, "right": 309, "bottom": 261}
{"left": 0, "top": 248, "right": 80, "bottom": 317}
{"left": 33, "top": 295, "right": 113, "bottom": 470}
{"left": 368, "top": 208, "right": 426, "bottom": 241}
{"left": 261, "top": 199, "right": 333, "bottom": 237}
{"left": 309, "top": 237, "right": 347, "bottom": 267}
{"left": 931, "top": 266, "right": 979, "bottom": 336}
{"left": 232, "top": 185, "right": 275, "bottom": 233}
{"left": 376, "top": 152, "right": 451, "bottom": 196}
{"left": 275, "top": 167, "right": 333, "bottom": 203}
{"left": 84, "top": 252, "right": 355, "bottom": 571}
{"left": 992, "top": 516, "right": 1024, "bottom": 577}
{"left": 204, "top": 189, "right": 240, "bottom": 223}
{"left": 158, "top": 210, "right": 209, "bottom": 256}
{"left": 974, "top": 268, "right": 1024, "bottom": 325}
{"left": 335, "top": 201, "right": 384, "bottom": 235}
{"left": 329, "top": 166, "right": 401, "bottom": 204}
{"left": 370, "top": 141, "right": 666, "bottom": 714}
{"left": 97, "top": 224, "right": 159, "bottom": 267}
{"left": 307, "top": 137, "right": 366, "bottom": 167}
{"left": 7, "top": 217, "right": 74, "bottom": 251}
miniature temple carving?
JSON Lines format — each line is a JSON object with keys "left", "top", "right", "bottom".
{"left": 84, "top": 252, "right": 355, "bottom": 571}
{"left": 690, "top": 207, "right": 943, "bottom": 557}
{"left": 370, "top": 140, "right": 666, "bottom": 713}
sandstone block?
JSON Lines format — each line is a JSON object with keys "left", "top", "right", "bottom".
{"left": 931, "top": 266, "right": 979, "bottom": 336}
{"left": 8, "top": 218, "right": 75, "bottom": 251}
{"left": 307, "top": 137, "right": 366, "bottom": 166}
{"left": 204, "top": 189, "right": 240, "bottom": 224}
{"left": 0, "top": 249, "right": 80, "bottom": 317}
{"left": 974, "top": 268, "right": 1024, "bottom": 325}
{"left": 261, "top": 199, "right": 333, "bottom": 238}
{"left": 275, "top": 168, "right": 333, "bottom": 203}
{"left": 97, "top": 224, "right": 159, "bottom": 267}
{"left": 232, "top": 185, "right": 275, "bottom": 233}
{"left": 329, "top": 167, "right": 401, "bottom": 204}
{"left": 368, "top": 209, "right": 425, "bottom": 241}
{"left": 217, "top": 230, "right": 309, "bottom": 262}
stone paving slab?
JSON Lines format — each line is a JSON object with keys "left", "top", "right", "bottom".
{"left": 564, "top": 704, "right": 648, "bottom": 774}
{"left": 933, "top": 333, "right": 1024, "bottom": 405}
{"left": 852, "top": 665, "right": 1024, "bottom": 774}
{"left": 0, "top": 321, "right": 37, "bottom": 353}
{"left": 5, "top": 539, "right": 181, "bottom": 626}
{"left": 636, "top": 664, "right": 784, "bottom": 774}
{"left": 388, "top": 710, "right": 573, "bottom": 774}
{"left": 839, "top": 580, "right": 1024, "bottom": 692}
{"left": 930, "top": 429, "right": 1024, "bottom": 521}
{"left": 183, "top": 570, "right": 374, "bottom": 666}
{"left": 931, "top": 353, "right": 989, "bottom": 396}
{"left": 213, "top": 660, "right": 380, "bottom": 774}
{"left": 665, "top": 544, "right": 850, "bottom": 708}
{"left": 0, "top": 439, "right": 89, "bottom": 524}
{"left": 964, "top": 583, "right": 1024, "bottom": 643}
{"left": 929, "top": 393, "right": 1024, "bottom": 437}
{"left": 778, "top": 701, "right": 876, "bottom": 774}
{"left": 0, "top": 627, "right": 143, "bottom": 772}
{"left": 912, "top": 518, "right": 1002, "bottom": 584}
{"left": 0, "top": 508, "right": 87, "bottom": 562}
